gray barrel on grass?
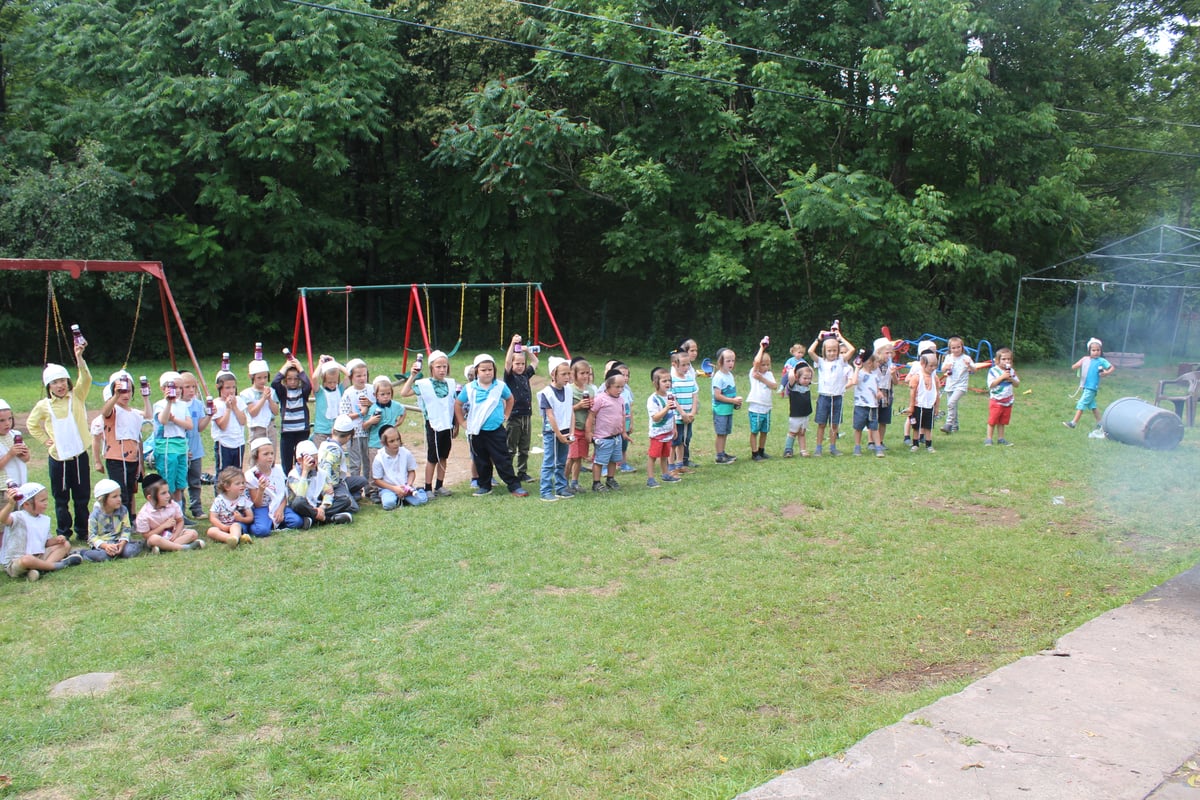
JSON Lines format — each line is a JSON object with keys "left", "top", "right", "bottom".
{"left": 1100, "top": 397, "right": 1184, "bottom": 450}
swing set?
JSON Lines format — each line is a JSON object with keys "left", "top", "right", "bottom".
{"left": 0, "top": 259, "right": 209, "bottom": 395}
{"left": 290, "top": 282, "right": 571, "bottom": 375}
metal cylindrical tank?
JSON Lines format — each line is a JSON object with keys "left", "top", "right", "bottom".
{"left": 1100, "top": 397, "right": 1185, "bottom": 450}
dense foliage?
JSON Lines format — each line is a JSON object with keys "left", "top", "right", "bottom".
{"left": 0, "top": 0, "right": 1193, "bottom": 359}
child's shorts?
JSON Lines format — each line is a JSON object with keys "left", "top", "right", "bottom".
{"left": 911, "top": 406, "right": 934, "bottom": 431}
{"left": 852, "top": 405, "right": 879, "bottom": 432}
{"left": 815, "top": 395, "right": 843, "bottom": 426}
{"left": 748, "top": 411, "right": 771, "bottom": 434}
{"left": 425, "top": 423, "right": 454, "bottom": 463}
{"left": 787, "top": 416, "right": 810, "bottom": 434}
{"left": 568, "top": 429, "right": 590, "bottom": 460}
{"left": 712, "top": 413, "right": 733, "bottom": 436}
{"left": 593, "top": 435, "right": 622, "bottom": 465}
{"left": 1075, "top": 388, "right": 1098, "bottom": 411}
{"left": 877, "top": 400, "right": 893, "bottom": 425}
{"left": 5, "top": 560, "right": 31, "bottom": 578}
{"left": 647, "top": 437, "right": 672, "bottom": 459}
{"left": 672, "top": 421, "right": 691, "bottom": 447}
{"left": 988, "top": 399, "right": 1013, "bottom": 426}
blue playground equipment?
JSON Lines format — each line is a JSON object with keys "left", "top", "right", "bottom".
{"left": 901, "top": 334, "right": 994, "bottom": 366}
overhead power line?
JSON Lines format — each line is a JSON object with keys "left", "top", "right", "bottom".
{"left": 1055, "top": 105, "right": 1200, "bottom": 130}
{"left": 507, "top": 0, "right": 864, "bottom": 75}
{"left": 278, "top": 0, "right": 892, "bottom": 114}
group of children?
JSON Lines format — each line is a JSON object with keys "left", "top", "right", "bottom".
{"left": 1, "top": 327, "right": 1123, "bottom": 580}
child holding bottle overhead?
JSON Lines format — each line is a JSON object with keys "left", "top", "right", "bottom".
{"left": 808, "top": 325, "right": 855, "bottom": 457}
{"left": 747, "top": 338, "right": 777, "bottom": 461}
{"left": 27, "top": 341, "right": 92, "bottom": 542}
{"left": 99, "top": 370, "right": 151, "bottom": 513}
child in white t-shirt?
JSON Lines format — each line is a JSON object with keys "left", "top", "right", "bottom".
{"left": 0, "top": 482, "right": 82, "bottom": 581}
{"left": 371, "top": 425, "right": 426, "bottom": 509}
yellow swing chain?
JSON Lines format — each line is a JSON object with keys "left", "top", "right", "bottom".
{"left": 458, "top": 283, "right": 466, "bottom": 340}
{"left": 499, "top": 285, "right": 505, "bottom": 347}
{"left": 121, "top": 274, "right": 146, "bottom": 369}
{"left": 526, "top": 284, "right": 532, "bottom": 344}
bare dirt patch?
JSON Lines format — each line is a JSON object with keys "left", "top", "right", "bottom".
{"left": 925, "top": 497, "right": 1021, "bottom": 526}
{"left": 854, "top": 660, "right": 987, "bottom": 694}
{"left": 779, "top": 503, "right": 811, "bottom": 520}
{"left": 537, "top": 579, "right": 623, "bottom": 598}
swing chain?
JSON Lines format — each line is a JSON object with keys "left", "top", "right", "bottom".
{"left": 122, "top": 274, "right": 146, "bottom": 369}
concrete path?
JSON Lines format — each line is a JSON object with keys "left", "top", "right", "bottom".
{"left": 739, "top": 564, "right": 1200, "bottom": 800}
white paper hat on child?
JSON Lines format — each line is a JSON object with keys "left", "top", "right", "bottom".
{"left": 548, "top": 356, "right": 566, "bottom": 374}
{"left": 249, "top": 437, "right": 272, "bottom": 456}
{"left": 372, "top": 375, "right": 393, "bottom": 390}
{"left": 428, "top": 350, "right": 448, "bottom": 365}
{"left": 0, "top": 399, "right": 8, "bottom": 411}
{"left": 295, "top": 440, "right": 318, "bottom": 459}
{"left": 248, "top": 359, "right": 270, "bottom": 376}
{"left": 472, "top": 353, "right": 495, "bottom": 369}
{"left": 94, "top": 478, "right": 122, "bottom": 500}
{"left": 17, "top": 482, "right": 46, "bottom": 505}
{"left": 332, "top": 414, "right": 356, "bottom": 433}
{"left": 42, "top": 364, "right": 69, "bottom": 386}
{"left": 873, "top": 337, "right": 892, "bottom": 353}
{"left": 917, "top": 340, "right": 937, "bottom": 355}
{"left": 1087, "top": 337, "right": 1102, "bottom": 348}
{"left": 345, "top": 358, "right": 367, "bottom": 373}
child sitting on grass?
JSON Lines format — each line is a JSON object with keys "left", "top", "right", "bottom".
{"left": 246, "top": 437, "right": 305, "bottom": 536}
{"left": 207, "top": 466, "right": 254, "bottom": 548}
{"left": 81, "top": 478, "right": 154, "bottom": 561}
{"left": 1, "top": 482, "right": 83, "bottom": 581}
{"left": 135, "top": 474, "right": 203, "bottom": 554}
{"left": 371, "top": 425, "right": 427, "bottom": 509}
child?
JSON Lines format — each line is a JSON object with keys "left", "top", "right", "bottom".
{"left": 312, "top": 357, "right": 347, "bottom": 447}
{"left": 0, "top": 399, "right": 31, "bottom": 487}
{"left": 645, "top": 368, "right": 682, "bottom": 487}
{"left": 608, "top": 360, "right": 636, "bottom": 475}
{"left": 905, "top": 352, "right": 939, "bottom": 452}
{"left": 399, "top": 350, "right": 458, "bottom": 497}
{"left": 246, "top": 437, "right": 306, "bottom": 535}
{"left": 503, "top": 334, "right": 539, "bottom": 483}
{"left": 985, "top": 348, "right": 1020, "bottom": 446}
{"left": 567, "top": 359, "right": 598, "bottom": 492}
{"left": 1, "top": 482, "right": 84, "bottom": 580}
{"left": 711, "top": 348, "right": 743, "bottom": 464}
{"left": 851, "top": 351, "right": 886, "bottom": 457}
{"left": 241, "top": 358, "right": 280, "bottom": 447}
{"left": 27, "top": 342, "right": 92, "bottom": 542}
{"left": 871, "top": 338, "right": 898, "bottom": 449}
{"left": 320, "top": 414, "right": 370, "bottom": 515}
{"left": 586, "top": 370, "right": 630, "bottom": 492}
{"left": 904, "top": 340, "right": 939, "bottom": 445}
{"left": 672, "top": 338, "right": 700, "bottom": 470}
{"left": 1064, "top": 337, "right": 1114, "bottom": 430}
{"left": 783, "top": 364, "right": 814, "bottom": 457}
{"left": 134, "top": 474, "right": 202, "bottom": 553}
{"left": 537, "top": 357, "right": 576, "bottom": 501}
{"left": 81, "top": 478, "right": 156, "bottom": 560}
{"left": 272, "top": 355, "right": 312, "bottom": 474}
{"left": 455, "top": 354, "right": 529, "bottom": 497}
{"left": 179, "top": 372, "right": 211, "bottom": 521}
{"left": 211, "top": 373, "right": 248, "bottom": 472}
{"left": 940, "top": 336, "right": 976, "bottom": 434}
{"left": 809, "top": 327, "right": 855, "bottom": 456}
{"left": 364, "top": 375, "right": 405, "bottom": 498}
{"left": 207, "top": 466, "right": 253, "bottom": 548}
{"left": 671, "top": 339, "right": 700, "bottom": 471}
{"left": 337, "top": 358, "right": 374, "bottom": 479}
{"left": 97, "top": 370, "right": 151, "bottom": 513}
{"left": 778, "top": 343, "right": 808, "bottom": 397}
{"left": 153, "top": 371, "right": 194, "bottom": 506}
{"left": 371, "top": 425, "right": 427, "bottom": 509}
{"left": 747, "top": 338, "right": 778, "bottom": 460}
{"left": 287, "top": 439, "right": 351, "bottom": 526}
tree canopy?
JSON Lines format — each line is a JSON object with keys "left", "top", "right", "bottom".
{"left": 0, "top": 0, "right": 1192, "bottom": 359}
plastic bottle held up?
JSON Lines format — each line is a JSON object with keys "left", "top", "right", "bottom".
{"left": 139, "top": 376, "right": 151, "bottom": 396}
{"left": 414, "top": 353, "right": 424, "bottom": 373}
{"left": 5, "top": 479, "right": 17, "bottom": 490}
{"left": 513, "top": 335, "right": 523, "bottom": 353}
{"left": 760, "top": 335, "right": 770, "bottom": 349}
{"left": 220, "top": 352, "right": 231, "bottom": 372}
{"left": 206, "top": 395, "right": 215, "bottom": 415}
{"left": 830, "top": 319, "right": 840, "bottom": 335}
{"left": 529, "top": 345, "right": 541, "bottom": 354}
{"left": 854, "top": 349, "right": 864, "bottom": 367}
{"left": 11, "top": 432, "right": 22, "bottom": 446}
{"left": 71, "top": 324, "right": 86, "bottom": 349}
{"left": 254, "top": 342, "right": 263, "bottom": 361}
{"left": 282, "top": 347, "right": 292, "bottom": 359}
{"left": 166, "top": 381, "right": 177, "bottom": 400}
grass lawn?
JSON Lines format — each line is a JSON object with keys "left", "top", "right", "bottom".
{"left": 1, "top": 354, "right": 1197, "bottom": 799}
